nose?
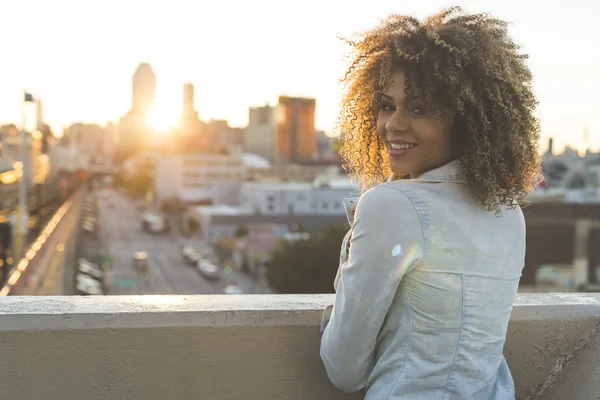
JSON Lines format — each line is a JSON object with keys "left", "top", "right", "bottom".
{"left": 385, "top": 109, "right": 409, "bottom": 134}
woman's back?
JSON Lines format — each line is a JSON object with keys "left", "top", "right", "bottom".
{"left": 320, "top": 8, "right": 540, "bottom": 399}
{"left": 366, "top": 176, "right": 525, "bottom": 399}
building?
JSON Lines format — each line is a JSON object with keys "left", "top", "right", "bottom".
{"left": 240, "top": 180, "right": 356, "bottom": 216}
{"left": 183, "top": 180, "right": 356, "bottom": 249}
{"left": 180, "top": 83, "right": 202, "bottom": 134}
{"left": 275, "top": 96, "right": 316, "bottom": 164}
{"left": 154, "top": 152, "right": 246, "bottom": 205}
{"left": 246, "top": 163, "right": 340, "bottom": 183}
{"left": 195, "top": 119, "right": 244, "bottom": 153}
{"left": 246, "top": 104, "right": 276, "bottom": 161}
{"left": 316, "top": 131, "right": 340, "bottom": 162}
{"left": 64, "top": 123, "right": 106, "bottom": 155}
{"left": 132, "top": 63, "right": 156, "bottom": 115}
{"left": 34, "top": 99, "right": 54, "bottom": 155}
{"left": 118, "top": 63, "right": 156, "bottom": 160}
{"left": 50, "top": 123, "right": 115, "bottom": 175}
{"left": 0, "top": 124, "right": 48, "bottom": 185}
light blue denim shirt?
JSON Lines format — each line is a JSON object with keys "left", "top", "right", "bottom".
{"left": 320, "top": 160, "right": 524, "bottom": 399}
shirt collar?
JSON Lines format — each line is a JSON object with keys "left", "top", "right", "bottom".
{"left": 342, "top": 197, "right": 360, "bottom": 226}
{"left": 416, "top": 159, "right": 465, "bottom": 182}
{"left": 342, "top": 160, "right": 465, "bottom": 226}
{"left": 387, "top": 159, "right": 465, "bottom": 183}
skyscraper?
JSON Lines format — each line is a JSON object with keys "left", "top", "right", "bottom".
{"left": 181, "top": 83, "right": 200, "bottom": 128}
{"left": 179, "top": 83, "right": 202, "bottom": 143}
{"left": 246, "top": 104, "right": 276, "bottom": 161}
{"left": 117, "top": 63, "right": 156, "bottom": 160}
{"left": 132, "top": 63, "right": 156, "bottom": 114}
{"left": 275, "top": 96, "right": 316, "bottom": 163}
{"left": 183, "top": 83, "right": 195, "bottom": 114}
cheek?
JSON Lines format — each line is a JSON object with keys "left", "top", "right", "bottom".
{"left": 413, "top": 119, "right": 451, "bottom": 147}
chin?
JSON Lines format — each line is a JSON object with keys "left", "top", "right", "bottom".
{"left": 389, "top": 160, "right": 413, "bottom": 178}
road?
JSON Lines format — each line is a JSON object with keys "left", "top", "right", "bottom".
{"left": 95, "top": 189, "right": 258, "bottom": 295}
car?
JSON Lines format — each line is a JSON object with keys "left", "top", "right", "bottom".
{"left": 182, "top": 246, "right": 196, "bottom": 261}
{"left": 198, "top": 263, "right": 221, "bottom": 281}
{"left": 185, "top": 249, "right": 203, "bottom": 266}
{"left": 76, "top": 273, "right": 103, "bottom": 295}
{"left": 141, "top": 213, "right": 169, "bottom": 234}
{"left": 78, "top": 258, "right": 104, "bottom": 280}
{"left": 82, "top": 218, "right": 96, "bottom": 232}
{"left": 224, "top": 285, "right": 244, "bottom": 295}
{"left": 76, "top": 282, "right": 104, "bottom": 295}
{"left": 133, "top": 251, "right": 149, "bottom": 268}
{"left": 197, "top": 258, "right": 213, "bottom": 268}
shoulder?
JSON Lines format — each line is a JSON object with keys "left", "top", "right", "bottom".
{"left": 355, "top": 183, "right": 422, "bottom": 224}
{"left": 358, "top": 183, "right": 412, "bottom": 207}
{"left": 357, "top": 181, "right": 425, "bottom": 210}
{"left": 353, "top": 182, "right": 426, "bottom": 254}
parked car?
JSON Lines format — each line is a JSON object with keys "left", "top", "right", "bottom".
{"left": 76, "top": 282, "right": 104, "bottom": 295}
{"left": 82, "top": 217, "right": 96, "bottom": 232}
{"left": 78, "top": 258, "right": 104, "bottom": 280}
{"left": 182, "top": 246, "right": 196, "bottom": 262}
{"left": 141, "top": 213, "right": 169, "bottom": 234}
{"left": 198, "top": 263, "right": 221, "bottom": 281}
{"left": 224, "top": 285, "right": 244, "bottom": 295}
{"left": 184, "top": 248, "right": 205, "bottom": 266}
{"left": 76, "top": 273, "right": 103, "bottom": 295}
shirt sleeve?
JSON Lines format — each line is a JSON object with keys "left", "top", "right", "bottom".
{"left": 320, "top": 185, "right": 425, "bottom": 393}
{"left": 333, "top": 228, "right": 353, "bottom": 292}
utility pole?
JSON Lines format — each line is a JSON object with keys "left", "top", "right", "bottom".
{"left": 14, "top": 92, "right": 35, "bottom": 261}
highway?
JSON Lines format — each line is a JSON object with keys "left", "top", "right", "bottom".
{"left": 95, "top": 189, "right": 258, "bottom": 295}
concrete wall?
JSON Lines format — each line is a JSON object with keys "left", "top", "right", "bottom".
{"left": 0, "top": 294, "right": 599, "bottom": 400}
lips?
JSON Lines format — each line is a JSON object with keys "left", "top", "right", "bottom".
{"left": 387, "top": 140, "right": 418, "bottom": 157}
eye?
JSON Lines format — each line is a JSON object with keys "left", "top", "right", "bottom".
{"left": 380, "top": 102, "right": 395, "bottom": 112}
{"left": 410, "top": 106, "right": 426, "bottom": 117}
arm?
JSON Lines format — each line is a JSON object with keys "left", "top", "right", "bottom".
{"left": 320, "top": 186, "right": 424, "bottom": 393}
{"left": 320, "top": 228, "right": 352, "bottom": 334}
{"left": 333, "top": 228, "right": 353, "bottom": 292}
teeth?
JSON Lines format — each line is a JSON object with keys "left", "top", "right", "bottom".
{"left": 390, "top": 143, "right": 417, "bottom": 149}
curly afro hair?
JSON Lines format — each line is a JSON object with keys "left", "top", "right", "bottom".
{"left": 338, "top": 6, "right": 542, "bottom": 211}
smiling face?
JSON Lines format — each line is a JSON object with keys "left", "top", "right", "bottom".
{"left": 376, "top": 69, "right": 457, "bottom": 179}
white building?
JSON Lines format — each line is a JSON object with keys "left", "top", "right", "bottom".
{"left": 154, "top": 152, "right": 246, "bottom": 205}
{"left": 241, "top": 182, "right": 313, "bottom": 215}
{"left": 240, "top": 178, "right": 357, "bottom": 216}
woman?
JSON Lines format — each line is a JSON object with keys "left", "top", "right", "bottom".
{"left": 320, "top": 7, "right": 540, "bottom": 399}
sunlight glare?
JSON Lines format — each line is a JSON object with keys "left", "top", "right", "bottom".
{"left": 148, "top": 105, "right": 179, "bottom": 133}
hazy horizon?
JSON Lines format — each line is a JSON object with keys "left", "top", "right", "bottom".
{"left": 1, "top": 0, "right": 598, "bottom": 153}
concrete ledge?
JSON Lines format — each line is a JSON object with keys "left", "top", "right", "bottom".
{"left": 0, "top": 294, "right": 599, "bottom": 400}
{"left": 0, "top": 295, "right": 332, "bottom": 331}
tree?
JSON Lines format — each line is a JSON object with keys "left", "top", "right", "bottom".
{"left": 234, "top": 224, "right": 249, "bottom": 238}
{"left": 265, "top": 223, "right": 349, "bottom": 294}
{"left": 214, "top": 238, "right": 234, "bottom": 264}
{"left": 160, "top": 196, "right": 185, "bottom": 215}
{"left": 126, "top": 162, "right": 153, "bottom": 199}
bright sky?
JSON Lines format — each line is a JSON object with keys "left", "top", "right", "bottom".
{"left": 0, "top": 0, "right": 598, "bottom": 152}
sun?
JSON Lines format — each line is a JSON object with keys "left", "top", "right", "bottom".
{"left": 148, "top": 105, "right": 179, "bottom": 133}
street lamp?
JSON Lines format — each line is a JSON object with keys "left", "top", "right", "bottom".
{"left": 13, "top": 92, "right": 35, "bottom": 261}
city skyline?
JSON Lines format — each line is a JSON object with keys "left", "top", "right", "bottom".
{"left": 1, "top": 0, "right": 599, "bottom": 153}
